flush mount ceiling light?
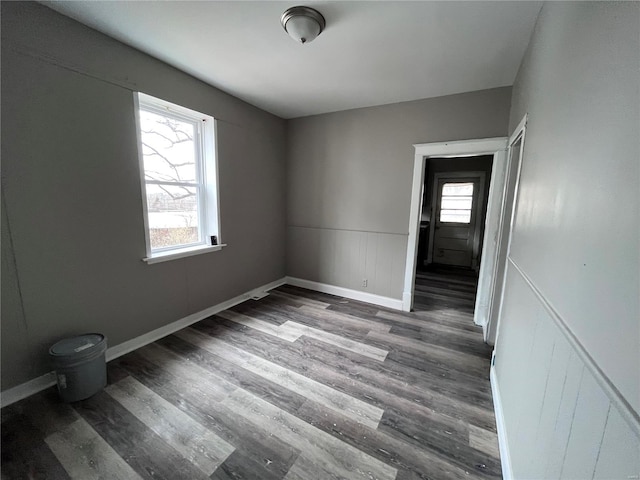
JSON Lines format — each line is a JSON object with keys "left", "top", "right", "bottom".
{"left": 281, "top": 6, "right": 326, "bottom": 44}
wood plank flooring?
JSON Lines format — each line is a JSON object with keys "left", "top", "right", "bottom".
{"left": 1, "top": 278, "right": 499, "bottom": 479}
{"left": 414, "top": 265, "right": 480, "bottom": 315}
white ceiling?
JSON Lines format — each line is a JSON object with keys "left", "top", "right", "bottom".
{"left": 43, "top": 1, "right": 542, "bottom": 119}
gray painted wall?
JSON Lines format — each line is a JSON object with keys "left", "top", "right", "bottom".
{"left": 495, "top": 2, "right": 640, "bottom": 477}
{"left": 286, "top": 88, "right": 511, "bottom": 298}
{"left": 1, "top": 2, "right": 287, "bottom": 390}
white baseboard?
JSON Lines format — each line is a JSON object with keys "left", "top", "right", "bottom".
{"left": 105, "top": 277, "right": 286, "bottom": 362}
{"left": 286, "top": 277, "right": 403, "bottom": 311}
{"left": 490, "top": 365, "right": 513, "bottom": 480}
{"left": 0, "top": 277, "right": 286, "bottom": 408}
{"left": 0, "top": 372, "right": 58, "bottom": 408}
{"left": 2, "top": 276, "right": 400, "bottom": 407}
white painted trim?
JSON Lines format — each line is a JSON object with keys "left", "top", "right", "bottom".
{"left": 135, "top": 92, "right": 222, "bottom": 259}
{"left": 0, "top": 373, "right": 58, "bottom": 409}
{"left": 403, "top": 138, "right": 508, "bottom": 321}
{"left": 133, "top": 92, "right": 152, "bottom": 256}
{"left": 402, "top": 291, "right": 412, "bottom": 312}
{"left": 508, "top": 114, "right": 528, "bottom": 146}
{"left": 286, "top": 277, "right": 404, "bottom": 311}
{"left": 143, "top": 244, "right": 227, "bottom": 264}
{"left": 403, "top": 151, "right": 428, "bottom": 311}
{"left": 508, "top": 258, "right": 640, "bottom": 436}
{"left": 412, "top": 137, "right": 508, "bottom": 156}
{"left": 475, "top": 149, "right": 507, "bottom": 332}
{"left": 490, "top": 365, "right": 513, "bottom": 480}
{"left": 105, "top": 276, "right": 285, "bottom": 360}
{"left": 0, "top": 277, "right": 287, "bottom": 408}
{"left": 487, "top": 114, "right": 528, "bottom": 346}
{"left": 207, "top": 119, "right": 223, "bottom": 244}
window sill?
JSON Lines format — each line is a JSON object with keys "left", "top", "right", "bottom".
{"left": 143, "top": 244, "right": 227, "bottom": 265}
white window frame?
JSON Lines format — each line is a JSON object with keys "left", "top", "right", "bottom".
{"left": 134, "top": 92, "right": 223, "bottom": 264}
{"left": 438, "top": 181, "right": 475, "bottom": 224}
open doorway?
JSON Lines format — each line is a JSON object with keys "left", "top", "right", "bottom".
{"left": 414, "top": 156, "right": 493, "bottom": 314}
{"left": 403, "top": 138, "right": 510, "bottom": 343}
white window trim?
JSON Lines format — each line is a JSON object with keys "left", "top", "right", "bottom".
{"left": 134, "top": 92, "right": 223, "bottom": 263}
{"left": 143, "top": 243, "right": 227, "bottom": 265}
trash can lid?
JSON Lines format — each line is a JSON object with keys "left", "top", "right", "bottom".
{"left": 49, "top": 333, "right": 105, "bottom": 357}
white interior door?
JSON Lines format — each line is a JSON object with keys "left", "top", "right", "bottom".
{"left": 431, "top": 177, "right": 480, "bottom": 268}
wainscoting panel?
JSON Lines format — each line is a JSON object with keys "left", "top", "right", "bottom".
{"left": 287, "top": 226, "right": 407, "bottom": 300}
{"left": 493, "top": 260, "right": 640, "bottom": 479}
{"left": 594, "top": 407, "right": 640, "bottom": 479}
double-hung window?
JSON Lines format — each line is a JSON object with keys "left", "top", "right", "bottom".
{"left": 135, "top": 93, "right": 221, "bottom": 263}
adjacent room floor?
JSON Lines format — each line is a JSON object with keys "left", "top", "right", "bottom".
{"left": 1, "top": 283, "right": 500, "bottom": 479}
{"left": 413, "top": 264, "right": 480, "bottom": 315}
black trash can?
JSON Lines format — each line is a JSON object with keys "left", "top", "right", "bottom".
{"left": 49, "top": 333, "right": 107, "bottom": 402}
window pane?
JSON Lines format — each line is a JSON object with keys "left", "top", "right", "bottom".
{"left": 441, "top": 197, "right": 473, "bottom": 210}
{"left": 440, "top": 209, "right": 471, "bottom": 223}
{"left": 139, "top": 109, "right": 197, "bottom": 183}
{"left": 146, "top": 183, "right": 200, "bottom": 250}
{"left": 442, "top": 183, "right": 474, "bottom": 196}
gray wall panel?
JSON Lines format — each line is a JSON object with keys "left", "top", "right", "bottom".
{"left": 286, "top": 88, "right": 512, "bottom": 298}
{"left": 560, "top": 372, "right": 610, "bottom": 479}
{"left": 0, "top": 194, "right": 33, "bottom": 386}
{"left": 594, "top": 409, "right": 640, "bottom": 479}
{"left": 1, "top": 2, "right": 286, "bottom": 390}
{"left": 494, "top": 263, "right": 639, "bottom": 479}
{"left": 506, "top": 1, "right": 639, "bottom": 412}
{"left": 287, "top": 226, "right": 406, "bottom": 299}
{"left": 494, "top": 4, "right": 639, "bottom": 477}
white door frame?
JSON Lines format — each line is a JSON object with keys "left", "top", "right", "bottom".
{"left": 428, "top": 171, "right": 486, "bottom": 269}
{"left": 487, "top": 114, "right": 529, "bottom": 346}
{"left": 402, "top": 138, "right": 509, "bottom": 338}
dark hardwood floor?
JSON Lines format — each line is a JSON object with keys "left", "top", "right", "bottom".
{"left": 1, "top": 279, "right": 499, "bottom": 480}
{"left": 414, "top": 264, "right": 480, "bottom": 315}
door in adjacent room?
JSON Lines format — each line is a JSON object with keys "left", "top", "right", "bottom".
{"left": 431, "top": 177, "right": 481, "bottom": 268}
